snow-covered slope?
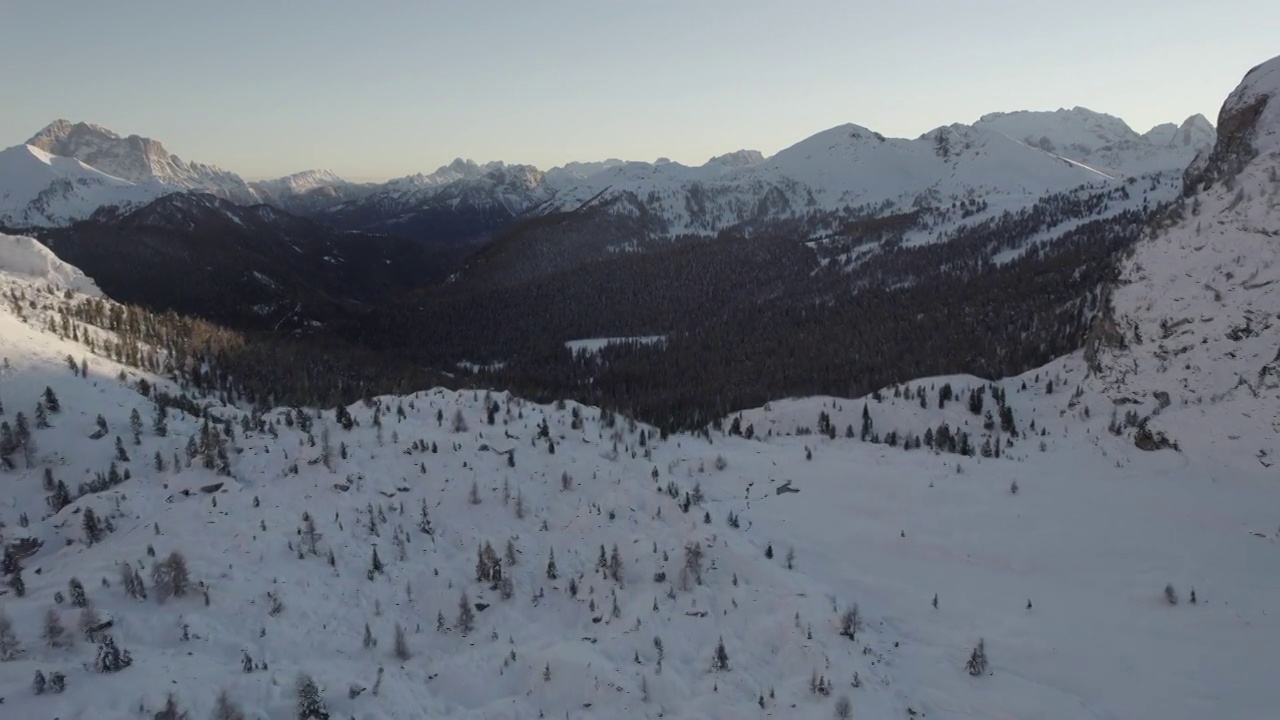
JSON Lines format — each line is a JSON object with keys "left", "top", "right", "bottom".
{"left": 0, "top": 232, "right": 101, "bottom": 295}
{"left": 975, "top": 107, "right": 1215, "bottom": 177}
{"left": 0, "top": 144, "right": 163, "bottom": 228}
{"left": 0, "top": 226, "right": 1277, "bottom": 719}
{"left": 1086, "top": 55, "right": 1280, "bottom": 458}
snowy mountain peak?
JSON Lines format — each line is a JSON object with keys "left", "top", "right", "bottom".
{"left": 705, "top": 149, "right": 764, "bottom": 167}
{"left": 25, "top": 118, "right": 260, "bottom": 205}
{"left": 974, "top": 106, "right": 1214, "bottom": 177}
{"left": 0, "top": 143, "right": 162, "bottom": 228}
{"left": 1187, "top": 54, "right": 1280, "bottom": 189}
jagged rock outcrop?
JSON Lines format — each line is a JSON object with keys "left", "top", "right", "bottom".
{"left": 1184, "top": 58, "right": 1280, "bottom": 192}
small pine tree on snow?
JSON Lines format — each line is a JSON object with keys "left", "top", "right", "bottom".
{"left": 393, "top": 622, "right": 411, "bottom": 661}
{"left": 296, "top": 674, "right": 330, "bottom": 720}
{"left": 368, "top": 546, "right": 384, "bottom": 580}
{"left": 765, "top": 543, "right": 773, "bottom": 559}
{"left": 711, "top": 636, "right": 730, "bottom": 672}
{"left": 1164, "top": 583, "right": 1178, "bottom": 605}
{"left": 0, "top": 608, "right": 23, "bottom": 660}
{"left": 211, "top": 690, "right": 247, "bottom": 720}
{"left": 451, "top": 408, "right": 467, "bottom": 433}
{"left": 68, "top": 577, "right": 88, "bottom": 608}
{"left": 43, "top": 608, "right": 71, "bottom": 649}
{"left": 835, "top": 695, "right": 853, "bottom": 719}
{"left": 35, "top": 401, "right": 49, "bottom": 429}
{"left": 1190, "top": 587, "right": 1197, "bottom": 604}
{"left": 129, "top": 408, "right": 143, "bottom": 444}
{"left": 115, "top": 435, "right": 129, "bottom": 462}
{"left": 33, "top": 669, "right": 45, "bottom": 695}
{"left": 43, "top": 386, "right": 60, "bottom": 412}
{"left": 363, "top": 622, "right": 375, "bottom": 649}
{"left": 546, "top": 548, "right": 557, "bottom": 580}
{"left": 94, "top": 634, "right": 132, "bottom": 672}
{"left": 47, "top": 478, "right": 72, "bottom": 514}
{"left": 786, "top": 546, "right": 795, "bottom": 570}
{"left": 839, "top": 605, "right": 861, "bottom": 640}
{"left": 932, "top": 593, "right": 938, "bottom": 609}
{"left": 153, "top": 406, "right": 168, "bottom": 437}
{"left": 82, "top": 507, "right": 103, "bottom": 545}
{"left": 457, "top": 592, "right": 475, "bottom": 635}
{"left": 543, "top": 662, "right": 552, "bottom": 682}
{"left": 609, "top": 544, "right": 624, "bottom": 585}
{"left": 966, "top": 638, "right": 988, "bottom": 676}
{"left": 468, "top": 480, "right": 481, "bottom": 505}
{"left": 152, "top": 551, "right": 190, "bottom": 603}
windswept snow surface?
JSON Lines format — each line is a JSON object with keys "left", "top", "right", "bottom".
{"left": 0, "top": 239, "right": 1276, "bottom": 719}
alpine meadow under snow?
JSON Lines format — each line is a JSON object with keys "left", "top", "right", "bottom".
{"left": 0, "top": 47, "right": 1279, "bottom": 720}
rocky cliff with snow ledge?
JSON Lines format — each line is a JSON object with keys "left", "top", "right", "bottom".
{"left": 1086, "top": 55, "right": 1280, "bottom": 457}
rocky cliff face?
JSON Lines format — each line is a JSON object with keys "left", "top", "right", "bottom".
{"left": 1087, "top": 55, "right": 1280, "bottom": 453}
{"left": 27, "top": 120, "right": 261, "bottom": 204}
{"left": 1184, "top": 58, "right": 1280, "bottom": 193}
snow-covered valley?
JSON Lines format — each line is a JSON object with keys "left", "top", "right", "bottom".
{"left": 0, "top": 217, "right": 1276, "bottom": 719}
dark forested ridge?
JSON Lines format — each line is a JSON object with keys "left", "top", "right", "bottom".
{"left": 15, "top": 184, "right": 1166, "bottom": 432}
{"left": 29, "top": 192, "right": 463, "bottom": 331}
{"left": 346, "top": 186, "right": 1157, "bottom": 429}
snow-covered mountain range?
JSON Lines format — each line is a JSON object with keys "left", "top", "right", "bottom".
{"left": 974, "top": 107, "right": 1215, "bottom": 177}
{"left": 2, "top": 109, "right": 1214, "bottom": 237}
{"left": 0, "top": 56, "right": 1276, "bottom": 720}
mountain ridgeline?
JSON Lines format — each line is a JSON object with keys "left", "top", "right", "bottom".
{"left": 0, "top": 103, "right": 1227, "bottom": 429}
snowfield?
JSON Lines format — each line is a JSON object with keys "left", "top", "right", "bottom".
{"left": 0, "top": 229, "right": 1276, "bottom": 720}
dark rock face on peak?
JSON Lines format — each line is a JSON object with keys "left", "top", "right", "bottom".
{"left": 1185, "top": 55, "right": 1280, "bottom": 192}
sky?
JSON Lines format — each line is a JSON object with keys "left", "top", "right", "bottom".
{"left": 2, "top": 1, "right": 1276, "bottom": 181}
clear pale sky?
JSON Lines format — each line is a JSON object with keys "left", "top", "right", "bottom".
{"left": 2, "top": 0, "right": 1274, "bottom": 181}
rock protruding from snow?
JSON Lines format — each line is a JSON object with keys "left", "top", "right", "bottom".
{"left": 0, "top": 232, "right": 101, "bottom": 295}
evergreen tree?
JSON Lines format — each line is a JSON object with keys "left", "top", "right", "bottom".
{"left": 43, "top": 609, "right": 70, "bottom": 649}
{"left": 43, "top": 386, "right": 60, "bottom": 412}
{"left": 68, "top": 577, "right": 88, "bottom": 608}
{"left": 82, "top": 507, "right": 103, "bottom": 545}
{"left": 966, "top": 639, "right": 989, "bottom": 676}
{"left": 711, "top": 636, "right": 730, "bottom": 671}
{"left": 211, "top": 690, "right": 247, "bottom": 720}
{"left": 393, "top": 622, "right": 411, "bottom": 661}
{"left": 129, "top": 408, "right": 143, "bottom": 444}
{"left": 546, "top": 548, "right": 558, "bottom": 580}
{"left": 0, "top": 608, "right": 23, "bottom": 660}
{"left": 295, "top": 674, "right": 330, "bottom": 720}
{"left": 457, "top": 591, "right": 475, "bottom": 635}
{"left": 152, "top": 551, "right": 190, "bottom": 602}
